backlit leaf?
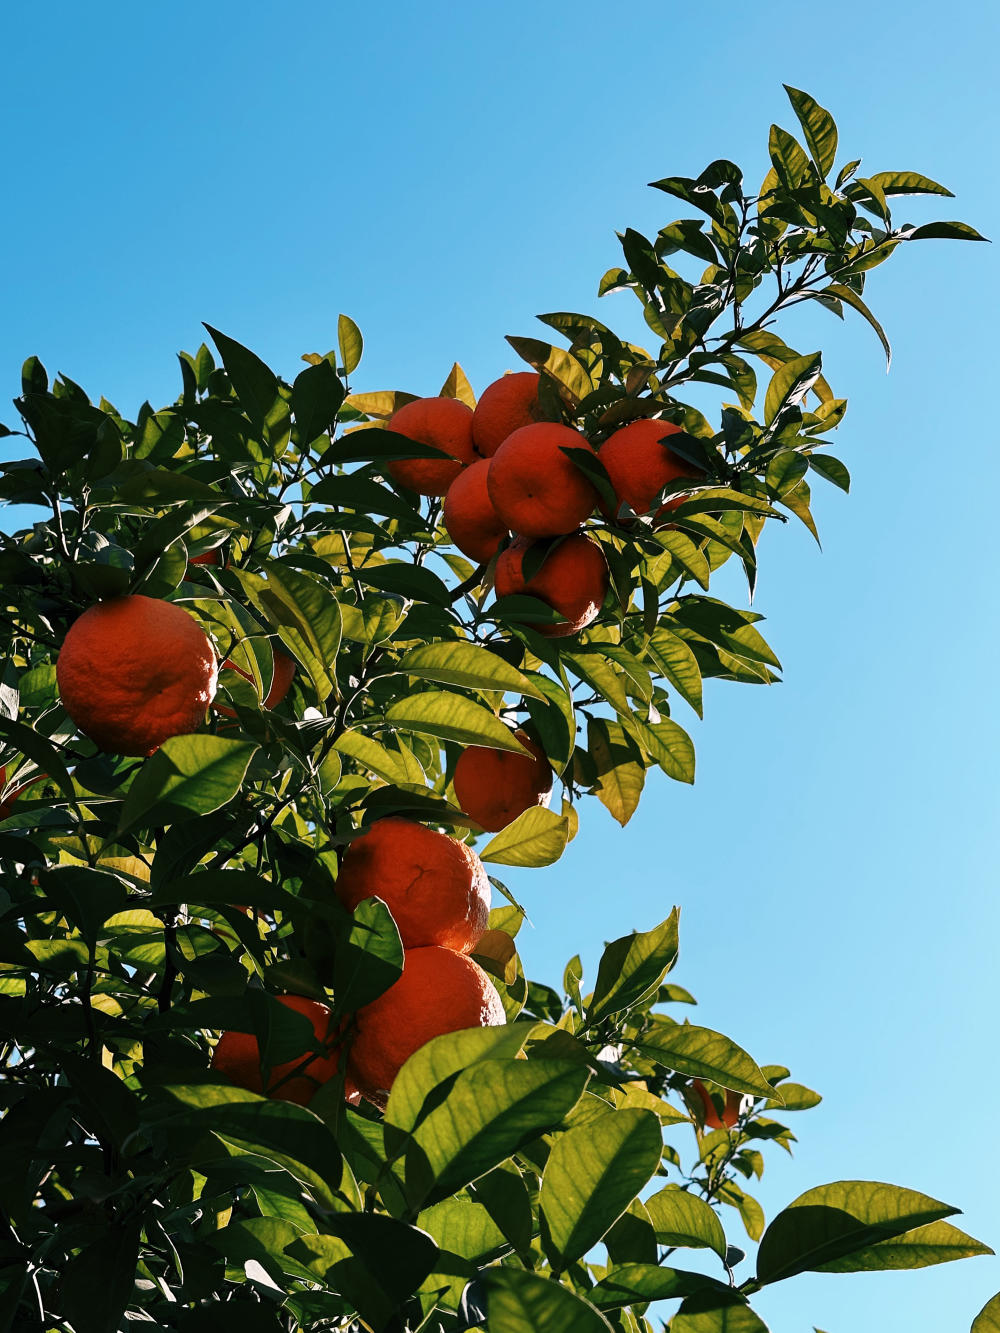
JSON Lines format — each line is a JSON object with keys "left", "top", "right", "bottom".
{"left": 636, "top": 1020, "right": 775, "bottom": 1097}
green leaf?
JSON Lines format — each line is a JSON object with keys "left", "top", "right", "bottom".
{"left": 587, "top": 910, "right": 679, "bottom": 1024}
{"left": 824, "top": 283, "right": 892, "bottom": 368}
{"left": 0, "top": 717, "right": 75, "bottom": 801}
{"left": 764, "top": 1082, "right": 822, "bottom": 1111}
{"left": 505, "top": 337, "right": 594, "bottom": 406}
{"left": 903, "top": 220, "right": 988, "bottom": 242}
{"left": 481, "top": 1268, "right": 613, "bottom": 1333}
{"left": 385, "top": 691, "right": 526, "bottom": 752}
{"left": 403, "top": 1059, "right": 590, "bottom": 1207}
{"left": 973, "top": 1292, "right": 1000, "bottom": 1332}
{"left": 540, "top": 1108, "right": 662, "bottom": 1267}
{"left": 154, "top": 1083, "right": 343, "bottom": 1208}
{"left": 334, "top": 730, "right": 425, "bottom": 786}
{"left": 867, "top": 170, "right": 953, "bottom": 197}
{"left": 646, "top": 628, "right": 704, "bottom": 717}
{"left": 765, "top": 450, "right": 809, "bottom": 498}
{"left": 655, "top": 529, "right": 711, "bottom": 590}
{"left": 671, "top": 1291, "right": 769, "bottom": 1333}
{"left": 117, "top": 735, "right": 258, "bottom": 835}
{"left": 624, "top": 716, "right": 696, "bottom": 784}
{"left": 291, "top": 1215, "right": 437, "bottom": 1330}
{"left": 58, "top": 1221, "right": 141, "bottom": 1333}
{"left": 768, "top": 124, "right": 813, "bottom": 189}
{"left": 783, "top": 87, "right": 838, "bottom": 176}
{"left": 589, "top": 1264, "right": 730, "bottom": 1310}
{"left": 325, "top": 425, "right": 449, "bottom": 465}
{"left": 338, "top": 314, "right": 364, "bottom": 374}
{"left": 333, "top": 896, "right": 404, "bottom": 1013}
{"left": 648, "top": 176, "right": 730, "bottom": 228}
{"left": 233, "top": 562, "right": 342, "bottom": 702}
{"left": 756, "top": 1180, "right": 960, "bottom": 1285}
{"left": 764, "top": 352, "right": 823, "bottom": 425}
{"left": 204, "top": 325, "right": 281, "bottom": 429}
{"left": 480, "top": 807, "right": 572, "bottom": 868}
{"left": 417, "top": 1198, "right": 506, "bottom": 1261}
{"left": 292, "top": 358, "right": 345, "bottom": 444}
{"left": 385, "top": 1025, "right": 533, "bottom": 1134}
{"left": 807, "top": 453, "right": 850, "bottom": 490}
{"left": 636, "top": 1021, "right": 775, "bottom": 1097}
{"left": 358, "top": 562, "right": 452, "bottom": 606}
{"left": 816, "top": 1218, "right": 991, "bottom": 1272}
{"left": 588, "top": 716, "right": 645, "bottom": 827}
{"left": 395, "top": 641, "right": 546, "bottom": 701}
{"left": 644, "top": 1185, "right": 728, "bottom": 1259}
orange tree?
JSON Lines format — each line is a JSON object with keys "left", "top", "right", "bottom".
{"left": 0, "top": 87, "right": 994, "bottom": 1333}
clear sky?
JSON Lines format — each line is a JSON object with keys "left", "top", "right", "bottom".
{"left": 1, "top": 1, "right": 997, "bottom": 1327}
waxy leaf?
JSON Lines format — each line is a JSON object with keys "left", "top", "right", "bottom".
{"left": 540, "top": 1108, "right": 662, "bottom": 1266}
{"left": 481, "top": 1268, "right": 613, "bottom": 1333}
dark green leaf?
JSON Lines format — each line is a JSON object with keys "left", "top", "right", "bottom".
{"left": 233, "top": 562, "right": 342, "bottom": 702}
{"left": 764, "top": 352, "right": 823, "bottom": 425}
{"left": 671, "top": 1291, "right": 768, "bottom": 1333}
{"left": 817, "top": 1218, "right": 991, "bottom": 1272}
{"left": 292, "top": 359, "right": 345, "bottom": 444}
{"left": 903, "top": 220, "right": 988, "bottom": 242}
{"left": 58, "top": 1221, "right": 141, "bottom": 1333}
{"left": 117, "top": 735, "right": 258, "bottom": 835}
{"left": 204, "top": 325, "right": 281, "bottom": 429}
{"left": 587, "top": 910, "right": 679, "bottom": 1023}
{"left": 768, "top": 125, "right": 813, "bottom": 189}
{"left": 333, "top": 896, "right": 404, "bottom": 1013}
{"left": 590, "top": 1264, "right": 730, "bottom": 1310}
{"left": 756, "top": 1180, "right": 959, "bottom": 1284}
{"left": 481, "top": 1268, "right": 613, "bottom": 1333}
{"left": 973, "top": 1292, "right": 1000, "bottom": 1332}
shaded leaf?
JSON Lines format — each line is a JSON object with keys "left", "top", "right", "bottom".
{"left": 481, "top": 1267, "right": 612, "bottom": 1333}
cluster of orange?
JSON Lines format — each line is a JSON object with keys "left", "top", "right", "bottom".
{"left": 212, "top": 817, "right": 505, "bottom": 1109}
{"left": 387, "top": 371, "right": 699, "bottom": 636}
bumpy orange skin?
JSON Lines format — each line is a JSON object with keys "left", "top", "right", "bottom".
{"left": 334, "top": 817, "right": 491, "bottom": 954}
{"left": 57, "top": 595, "right": 218, "bottom": 757}
{"left": 487, "top": 422, "right": 598, "bottom": 538}
{"left": 387, "top": 397, "right": 477, "bottom": 496}
{"left": 494, "top": 534, "right": 609, "bottom": 637}
{"left": 692, "top": 1079, "right": 742, "bottom": 1130}
{"left": 599, "top": 419, "right": 702, "bottom": 524}
{"left": 471, "top": 372, "right": 542, "bottom": 458}
{"left": 211, "top": 993, "right": 359, "bottom": 1106}
{"left": 349, "top": 946, "right": 506, "bottom": 1108}
{"left": 443, "top": 458, "right": 508, "bottom": 564}
{"left": 453, "top": 730, "right": 553, "bottom": 831}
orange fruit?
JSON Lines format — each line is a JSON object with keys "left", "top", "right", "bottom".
{"left": 0, "top": 767, "right": 42, "bottom": 821}
{"left": 471, "top": 371, "right": 542, "bottom": 457}
{"left": 494, "top": 533, "right": 609, "bottom": 637}
{"left": 189, "top": 548, "right": 222, "bottom": 566}
{"left": 599, "top": 419, "right": 702, "bottom": 524}
{"left": 487, "top": 422, "right": 598, "bottom": 539}
{"left": 57, "top": 595, "right": 218, "bottom": 757}
{"left": 691, "top": 1079, "right": 742, "bottom": 1130}
{"left": 453, "top": 730, "right": 553, "bottom": 831}
{"left": 216, "top": 649, "right": 297, "bottom": 718}
{"left": 211, "top": 993, "right": 358, "bottom": 1106}
{"left": 387, "top": 397, "right": 477, "bottom": 496}
{"left": 349, "top": 945, "right": 505, "bottom": 1108}
{"left": 443, "top": 458, "right": 508, "bottom": 564}
{"left": 334, "top": 817, "right": 490, "bottom": 954}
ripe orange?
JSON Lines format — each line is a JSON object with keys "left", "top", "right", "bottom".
{"left": 334, "top": 817, "right": 490, "bottom": 954}
{"left": 487, "top": 422, "right": 598, "bottom": 538}
{"left": 387, "top": 396, "right": 477, "bottom": 496}
{"left": 691, "top": 1079, "right": 742, "bottom": 1130}
{"left": 189, "top": 548, "right": 222, "bottom": 566}
{"left": 471, "top": 371, "right": 542, "bottom": 457}
{"left": 494, "top": 533, "right": 609, "bottom": 637}
{"left": 349, "top": 945, "right": 505, "bottom": 1108}
{"left": 211, "top": 993, "right": 358, "bottom": 1106}
{"left": 453, "top": 730, "right": 553, "bottom": 831}
{"left": 443, "top": 458, "right": 508, "bottom": 564}
{"left": 57, "top": 595, "right": 218, "bottom": 757}
{"left": 216, "top": 649, "right": 297, "bottom": 718}
{"left": 599, "top": 419, "right": 702, "bottom": 524}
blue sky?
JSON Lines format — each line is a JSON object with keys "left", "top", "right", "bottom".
{"left": 1, "top": 1, "right": 997, "bottom": 1327}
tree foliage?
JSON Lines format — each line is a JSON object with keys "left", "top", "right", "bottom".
{"left": 0, "top": 88, "right": 991, "bottom": 1331}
